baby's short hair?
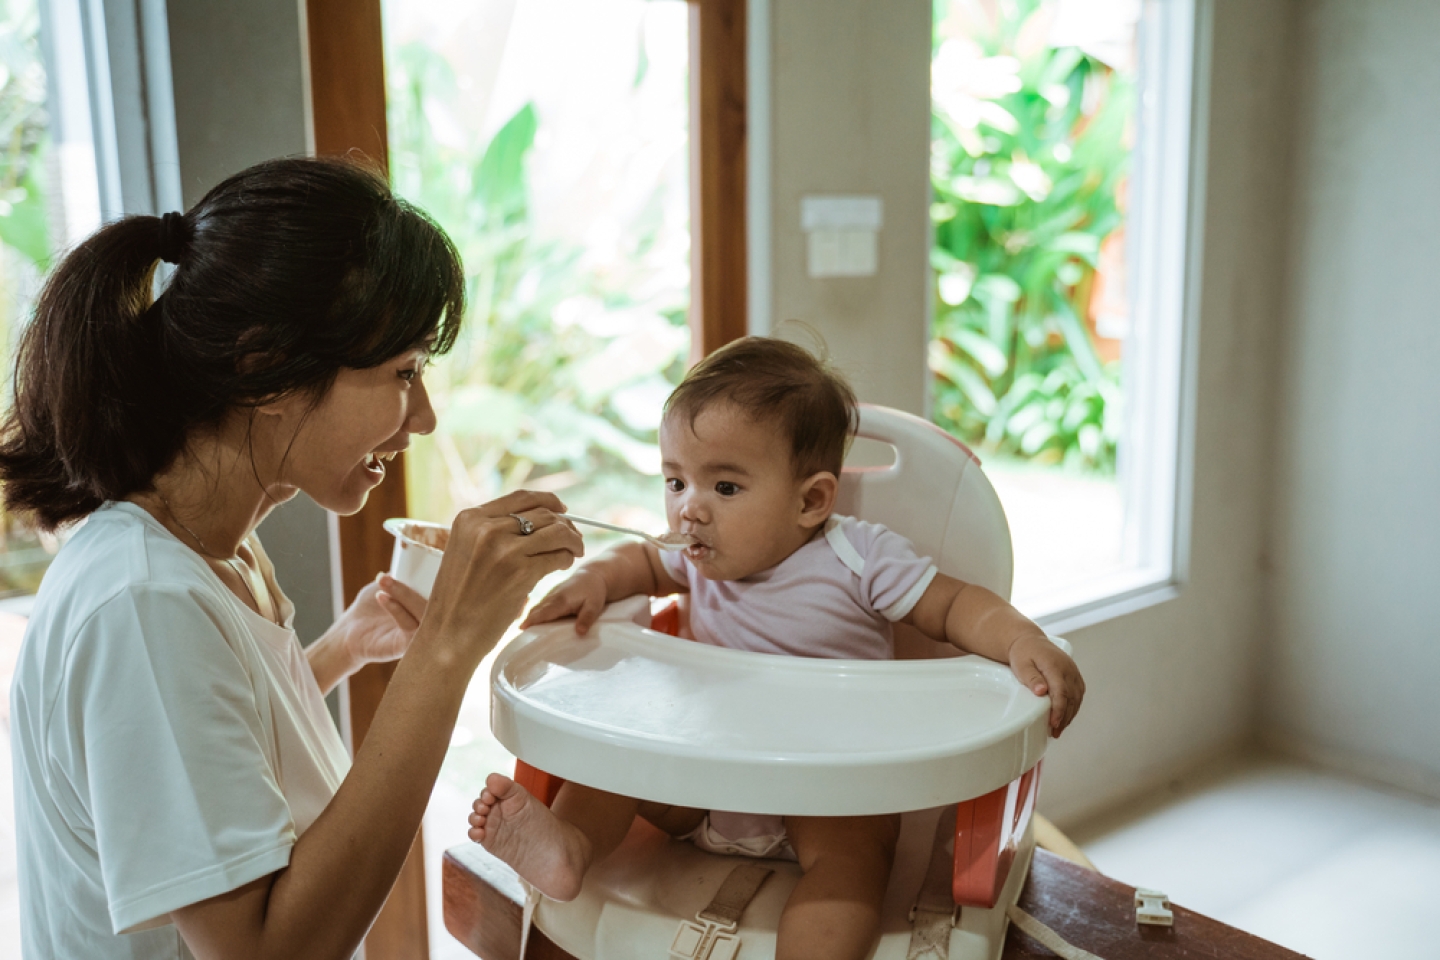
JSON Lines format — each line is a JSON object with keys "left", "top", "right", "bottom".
{"left": 664, "top": 336, "right": 858, "bottom": 477}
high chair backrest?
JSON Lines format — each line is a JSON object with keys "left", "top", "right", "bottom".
{"left": 836, "top": 404, "right": 1014, "bottom": 601}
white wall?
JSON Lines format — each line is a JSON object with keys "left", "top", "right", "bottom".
{"left": 1265, "top": 0, "right": 1440, "bottom": 797}
{"left": 766, "top": 0, "right": 932, "bottom": 415}
{"left": 766, "top": 0, "right": 1298, "bottom": 824}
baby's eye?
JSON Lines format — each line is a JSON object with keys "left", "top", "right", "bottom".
{"left": 715, "top": 481, "right": 739, "bottom": 496}
{"left": 666, "top": 478, "right": 685, "bottom": 493}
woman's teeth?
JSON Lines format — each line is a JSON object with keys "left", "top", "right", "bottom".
{"left": 365, "top": 451, "right": 398, "bottom": 470}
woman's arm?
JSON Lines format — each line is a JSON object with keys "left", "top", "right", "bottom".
{"left": 520, "top": 540, "right": 685, "bottom": 635}
{"left": 170, "top": 491, "right": 583, "bottom": 960}
{"left": 305, "top": 574, "right": 425, "bottom": 695}
{"left": 902, "top": 573, "right": 1084, "bottom": 737}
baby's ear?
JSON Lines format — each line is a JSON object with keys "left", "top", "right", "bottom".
{"left": 798, "top": 471, "right": 838, "bottom": 528}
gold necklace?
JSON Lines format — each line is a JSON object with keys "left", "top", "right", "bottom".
{"left": 157, "top": 492, "right": 264, "bottom": 615}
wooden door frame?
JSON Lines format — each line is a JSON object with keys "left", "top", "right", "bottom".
{"left": 304, "top": 0, "right": 746, "bottom": 955}
{"left": 690, "top": 0, "right": 749, "bottom": 355}
{"left": 305, "top": 3, "right": 428, "bottom": 958}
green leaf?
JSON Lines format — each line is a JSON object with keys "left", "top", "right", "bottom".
{"left": 474, "top": 103, "right": 538, "bottom": 218}
{"left": 1005, "top": 399, "right": 1046, "bottom": 439}
{"left": 953, "top": 328, "right": 1007, "bottom": 378}
{"left": 929, "top": 342, "right": 998, "bottom": 415}
{"left": 971, "top": 273, "right": 1023, "bottom": 304}
{"left": 1019, "top": 420, "right": 1058, "bottom": 456}
{"left": 0, "top": 172, "right": 50, "bottom": 266}
{"left": 1048, "top": 231, "right": 1102, "bottom": 267}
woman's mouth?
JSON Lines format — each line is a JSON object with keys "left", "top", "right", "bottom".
{"left": 363, "top": 450, "right": 398, "bottom": 479}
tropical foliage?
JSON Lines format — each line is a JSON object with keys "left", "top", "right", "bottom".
{"left": 0, "top": 0, "right": 55, "bottom": 595}
{"left": 385, "top": 35, "right": 689, "bottom": 531}
{"left": 930, "top": 0, "right": 1131, "bottom": 471}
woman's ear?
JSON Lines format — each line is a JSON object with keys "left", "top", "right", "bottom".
{"left": 798, "top": 471, "right": 838, "bottom": 529}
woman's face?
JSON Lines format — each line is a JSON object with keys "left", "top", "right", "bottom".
{"left": 266, "top": 346, "right": 437, "bottom": 515}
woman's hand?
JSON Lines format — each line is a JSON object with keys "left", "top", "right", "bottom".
{"left": 347, "top": 574, "right": 427, "bottom": 663}
{"left": 305, "top": 574, "right": 427, "bottom": 694}
{"left": 414, "top": 491, "right": 584, "bottom": 668}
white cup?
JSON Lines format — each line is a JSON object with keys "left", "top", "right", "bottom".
{"left": 383, "top": 518, "right": 449, "bottom": 599}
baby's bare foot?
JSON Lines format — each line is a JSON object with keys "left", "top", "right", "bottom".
{"left": 468, "top": 773, "right": 589, "bottom": 901}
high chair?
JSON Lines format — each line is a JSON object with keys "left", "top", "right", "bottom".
{"left": 484, "top": 404, "right": 1065, "bottom": 960}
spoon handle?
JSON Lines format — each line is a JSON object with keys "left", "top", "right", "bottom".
{"left": 561, "top": 514, "right": 659, "bottom": 540}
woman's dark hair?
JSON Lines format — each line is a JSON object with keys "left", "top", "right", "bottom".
{"left": 664, "top": 336, "right": 858, "bottom": 478}
{"left": 0, "top": 155, "right": 465, "bottom": 529}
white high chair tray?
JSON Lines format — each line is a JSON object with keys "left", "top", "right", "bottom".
{"left": 491, "top": 598, "right": 1056, "bottom": 816}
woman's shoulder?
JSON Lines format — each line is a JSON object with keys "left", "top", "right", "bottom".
{"left": 32, "top": 502, "right": 230, "bottom": 631}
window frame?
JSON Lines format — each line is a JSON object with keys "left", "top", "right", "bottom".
{"left": 1018, "top": 0, "right": 1214, "bottom": 636}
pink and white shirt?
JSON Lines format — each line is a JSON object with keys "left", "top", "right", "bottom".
{"left": 660, "top": 515, "right": 939, "bottom": 661}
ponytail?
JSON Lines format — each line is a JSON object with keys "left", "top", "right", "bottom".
{"left": 0, "top": 156, "right": 464, "bottom": 530}
{"left": 0, "top": 217, "right": 179, "bottom": 527}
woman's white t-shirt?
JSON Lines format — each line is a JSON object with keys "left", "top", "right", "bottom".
{"left": 9, "top": 501, "right": 351, "bottom": 958}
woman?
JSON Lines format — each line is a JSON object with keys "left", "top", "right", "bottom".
{"left": 2, "top": 157, "right": 583, "bottom": 958}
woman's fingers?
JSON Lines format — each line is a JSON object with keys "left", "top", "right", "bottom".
{"left": 375, "top": 589, "right": 421, "bottom": 632}
{"left": 415, "top": 495, "right": 589, "bottom": 666}
{"left": 467, "top": 490, "right": 568, "bottom": 521}
{"left": 377, "top": 574, "right": 426, "bottom": 623}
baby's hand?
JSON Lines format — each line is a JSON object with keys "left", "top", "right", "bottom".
{"left": 519, "top": 568, "right": 610, "bottom": 635}
{"left": 1007, "top": 635, "right": 1085, "bottom": 738}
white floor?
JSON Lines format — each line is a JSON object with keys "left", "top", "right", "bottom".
{"left": 1070, "top": 753, "right": 1440, "bottom": 960}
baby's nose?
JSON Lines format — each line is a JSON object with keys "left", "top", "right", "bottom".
{"left": 677, "top": 491, "right": 705, "bottom": 522}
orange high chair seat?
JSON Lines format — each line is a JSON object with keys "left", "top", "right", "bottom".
{"left": 488, "top": 404, "right": 1063, "bottom": 960}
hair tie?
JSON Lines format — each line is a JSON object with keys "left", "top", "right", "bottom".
{"left": 158, "top": 211, "right": 190, "bottom": 265}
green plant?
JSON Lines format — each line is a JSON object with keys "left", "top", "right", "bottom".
{"left": 385, "top": 39, "right": 689, "bottom": 527}
{"left": 0, "top": 0, "right": 55, "bottom": 595}
{"left": 929, "top": 0, "right": 1128, "bottom": 470}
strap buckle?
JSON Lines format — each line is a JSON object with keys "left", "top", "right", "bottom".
{"left": 669, "top": 916, "right": 741, "bottom": 960}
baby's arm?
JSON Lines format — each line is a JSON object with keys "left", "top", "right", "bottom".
{"left": 520, "top": 541, "right": 686, "bottom": 635}
{"left": 902, "top": 575, "right": 1084, "bottom": 737}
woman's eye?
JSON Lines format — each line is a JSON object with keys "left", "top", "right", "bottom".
{"left": 666, "top": 478, "right": 685, "bottom": 493}
{"left": 715, "top": 481, "right": 739, "bottom": 496}
{"left": 398, "top": 358, "right": 430, "bottom": 383}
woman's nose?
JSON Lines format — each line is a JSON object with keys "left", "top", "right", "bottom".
{"left": 407, "top": 375, "right": 438, "bottom": 436}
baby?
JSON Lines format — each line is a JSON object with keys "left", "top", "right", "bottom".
{"left": 470, "top": 337, "right": 1084, "bottom": 960}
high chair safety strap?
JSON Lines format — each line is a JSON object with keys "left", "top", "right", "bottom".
{"left": 668, "top": 863, "right": 773, "bottom": 960}
{"left": 908, "top": 805, "right": 960, "bottom": 959}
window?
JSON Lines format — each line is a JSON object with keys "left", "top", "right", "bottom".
{"left": 928, "top": 0, "right": 1205, "bottom": 631}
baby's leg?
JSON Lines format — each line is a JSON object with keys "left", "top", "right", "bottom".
{"left": 469, "top": 774, "right": 643, "bottom": 901}
{"left": 778, "top": 813, "right": 902, "bottom": 960}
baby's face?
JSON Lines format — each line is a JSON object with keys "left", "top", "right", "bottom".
{"left": 660, "top": 404, "right": 818, "bottom": 581}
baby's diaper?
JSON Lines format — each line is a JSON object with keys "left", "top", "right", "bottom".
{"left": 684, "top": 810, "right": 797, "bottom": 862}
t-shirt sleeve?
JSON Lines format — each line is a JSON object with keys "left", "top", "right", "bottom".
{"left": 845, "top": 519, "right": 938, "bottom": 621}
{"left": 64, "top": 584, "right": 295, "bottom": 934}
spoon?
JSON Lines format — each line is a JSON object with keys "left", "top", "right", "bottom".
{"left": 561, "top": 514, "right": 697, "bottom": 551}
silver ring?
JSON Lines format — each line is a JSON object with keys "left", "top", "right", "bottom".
{"left": 508, "top": 513, "right": 535, "bottom": 536}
